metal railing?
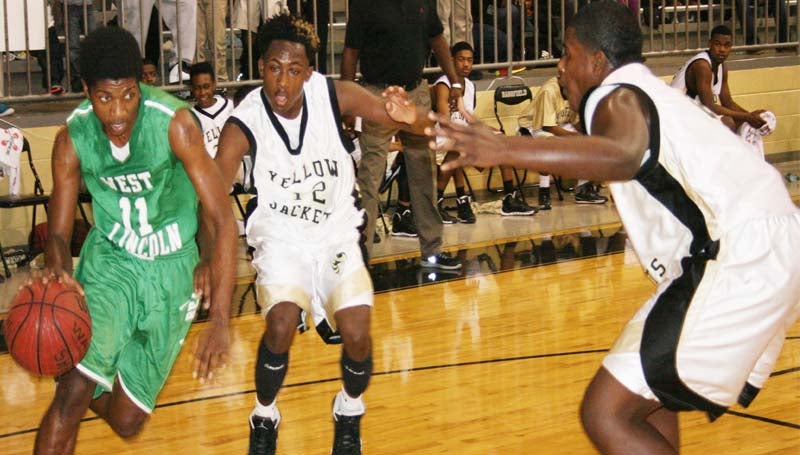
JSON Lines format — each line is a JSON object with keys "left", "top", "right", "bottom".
{"left": 0, "top": 0, "right": 797, "bottom": 102}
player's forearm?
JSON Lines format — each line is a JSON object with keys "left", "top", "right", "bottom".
{"left": 44, "top": 234, "right": 73, "bottom": 274}
{"left": 430, "top": 35, "right": 460, "bottom": 86}
{"left": 207, "top": 216, "right": 237, "bottom": 324}
{"left": 499, "top": 135, "right": 642, "bottom": 181}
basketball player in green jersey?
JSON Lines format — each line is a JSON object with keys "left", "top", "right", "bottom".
{"left": 33, "top": 27, "right": 237, "bottom": 454}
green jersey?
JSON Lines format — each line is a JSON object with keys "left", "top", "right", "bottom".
{"left": 67, "top": 83, "right": 198, "bottom": 260}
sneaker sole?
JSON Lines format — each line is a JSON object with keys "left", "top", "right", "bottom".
{"left": 457, "top": 218, "right": 476, "bottom": 224}
{"left": 574, "top": 200, "right": 607, "bottom": 205}
{"left": 500, "top": 210, "right": 537, "bottom": 216}
{"left": 391, "top": 232, "right": 419, "bottom": 238}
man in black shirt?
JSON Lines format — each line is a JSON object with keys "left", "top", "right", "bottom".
{"left": 342, "top": 0, "right": 464, "bottom": 271}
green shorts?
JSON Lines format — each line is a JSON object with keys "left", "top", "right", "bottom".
{"left": 74, "top": 229, "right": 199, "bottom": 413}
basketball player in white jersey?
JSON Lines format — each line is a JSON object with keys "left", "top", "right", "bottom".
{"left": 430, "top": 2, "right": 800, "bottom": 453}
{"left": 214, "top": 13, "right": 434, "bottom": 455}
{"left": 189, "top": 62, "right": 233, "bottom": 158}
{"left": 434, "top": 41, "right": 478, "bottom": 224}
{"left": 670, "top": 25, "right": 768, "bottom": 132}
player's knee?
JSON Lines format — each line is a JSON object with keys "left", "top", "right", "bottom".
{"left": 339, "top": 327, "right": 370, "bottom": 359}
{"left": 109, "top": 413, "right": 147, "bottom": 439}
{"left": 52, "top": 371, "right": 95, "bottom": 411}
{"left": 265, "top": 303, "right": 300, "bottom": 350}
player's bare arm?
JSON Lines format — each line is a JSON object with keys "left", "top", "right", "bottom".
{"left": 215, "top": 120, "right": 251, "bottom": 189}
{"left": 433, "top": 87, "right": 649, "bottom": 182}
{"left": 169, "top": 109, "right": 237, "bottom": 381}
{"left": 430, "top": 34, "right": 463, "bottom": 107}
{"left": 334, "top": 80, "right": 433, "bottom": 135}
{"left": 36, "top": 127, "right": 84, "bottom": 293}
{"left": 718, "top": 66, "right": 766, "bottom": 128}
{"left": 692, "top": 61, "right": 763, "bottom": 127}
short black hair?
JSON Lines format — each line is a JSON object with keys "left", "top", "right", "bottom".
{"left": 710, "top": 25, "right": 733, "bottom": 38}
{"left": 190, "top": 61, "right": 215, "bottom": 81}
{"left": 80, "top": 26, "right": 143, "bottom": 89}
{"left": 257, "top": 12, "right": 319, "bottom": 63}
{"left": 452, "top": 41, "right": 474, "bottom": 56}
{"left": 570, "top": 0, "right": 643, "bottom": 68}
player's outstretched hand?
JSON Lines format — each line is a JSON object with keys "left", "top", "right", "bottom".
{"left": 426, "top": 107, "right": 506, "bottom": 171}
{"left": 26, "top": 268, "right": 85, "bottom": 296}
{"left": 193, "top": 259, "right": 213, "bottom": 310}
{"left": 193, "top": 319, "right": 229, "bottom": 384}
{"left": 383, "top": 86, "right": 417, "bottom": 125}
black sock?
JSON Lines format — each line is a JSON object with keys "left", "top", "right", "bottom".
{"left": 341, "top": 351, "right": 373, "bottom": 398}
{"left": 503, "top": 179, "right": 515, "bottom": 195}
{"left": 437, "top": 189, "right": 444, "bottom": 202}
{"left": 455, "top": 186, "right": 466, "bottom": 198}
{"left": 255, "top": 340, "right": 289, "bottom": 405}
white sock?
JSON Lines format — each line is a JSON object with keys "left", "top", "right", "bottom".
{"left": 251, "top": 397, "right": 280, "bottom": 422}
{"left": 334, "top": 388, "right": 366, "bottom": 416}
{"left": 539, "top": 174, "right": 550, "bottom": 187}
{"left": 577, "top": 179, "right": 589, "bottom": 187}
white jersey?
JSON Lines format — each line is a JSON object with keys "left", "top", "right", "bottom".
{"left": 583, "top": 63, "right": 797, "bottom": 285}
{"left": 670, "top": 51, "right": 723, "bottom": 103}
{"left": 229, "top": 72, "right": 363, "bottom": 245}
{"left": 434, "top": 74, "right": 476, "bottom": 118}
{"left": 192, "top": 95, "right": 233, "bottom": 158}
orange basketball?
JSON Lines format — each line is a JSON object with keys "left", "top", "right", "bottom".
{"left": 4, "top": 280, "right": 92, "bottom": 376}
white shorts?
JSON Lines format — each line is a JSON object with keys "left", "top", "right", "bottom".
{"left": 603, "top": 212, "right": 800, "bottom": 416}
{"left": 251, "top": 239, "right": 373, "bottom": 330}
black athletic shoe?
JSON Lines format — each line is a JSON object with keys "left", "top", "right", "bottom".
{"left": 574, "top": 183, "right": 608, "bottom": 205}
{"left": 332, "top": 413, "right": 363, "bottom": 455}
{"left": 455, "top": 195, "right": 476, "bottom": 224}
{"left": 391, "top": 209, "right": 418, "bottom": 237}
{"left": 421, "top": 252, "right": 462, "bottom": 271}
{"left": 249, "top": 414, "right": 279, "bottom": 455}
{"left": 437, "top": 198, "right": 458, "bottom": 224}
{"left": 501, "top": 191, "right": 537, "bottom": 216}
{"left": 538, "top": 187, "right": 552, "bottom": 210}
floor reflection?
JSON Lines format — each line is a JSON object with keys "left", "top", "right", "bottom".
{"left": 218, "top": 228, "right": 629, "bottom": 321}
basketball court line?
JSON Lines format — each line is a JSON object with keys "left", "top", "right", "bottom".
{"left": 2, "top": 345, "right": 797, "bottom": 440}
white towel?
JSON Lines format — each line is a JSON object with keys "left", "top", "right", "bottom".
{"left": 0, "top": 128, "right": 23, "bottom": 195}
{"left": 738, "top": 110, "right": 777, "bottom": 160}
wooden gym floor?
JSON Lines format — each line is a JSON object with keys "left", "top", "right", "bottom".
{"left": 0, "top": 165, "right": 798, "bottom": 454}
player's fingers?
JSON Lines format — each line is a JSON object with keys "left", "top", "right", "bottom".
{"left": 440, "top": 155, "right": 468, "bottom": 172}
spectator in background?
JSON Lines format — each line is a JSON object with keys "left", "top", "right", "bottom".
{"left": 121, "top": 0, "right": 196, "bottom": 84}
{"left": 33, "top": 2, "right": 66, "bottom": 95}
{"left": 735, "top": 0, "right": 790, "bottom": 48}
{"left": 197, "top": 0, "right": 229, "bottom": 81}
{"left": 232, "top": 0, "right": 287, "bottom": 80}
{"left": 142, "top": 59, "right": 159, "bottom": 86}
{"left": 438, "top": 0, "right": 473, "bottom": 47}
{"left": 57, "top": 0, "right": 97, "bottom": 92}
{"left": 189, "top": 62, "right": 233, "bottom": 158}
{"left": 342, "top": 0, "right": 463, "bottom": 271}
{"left": 288, "top": 0, "right": 332, "bottom": 74}
{"left": 528, "top": 75, "right": 608, "bottom": 207}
